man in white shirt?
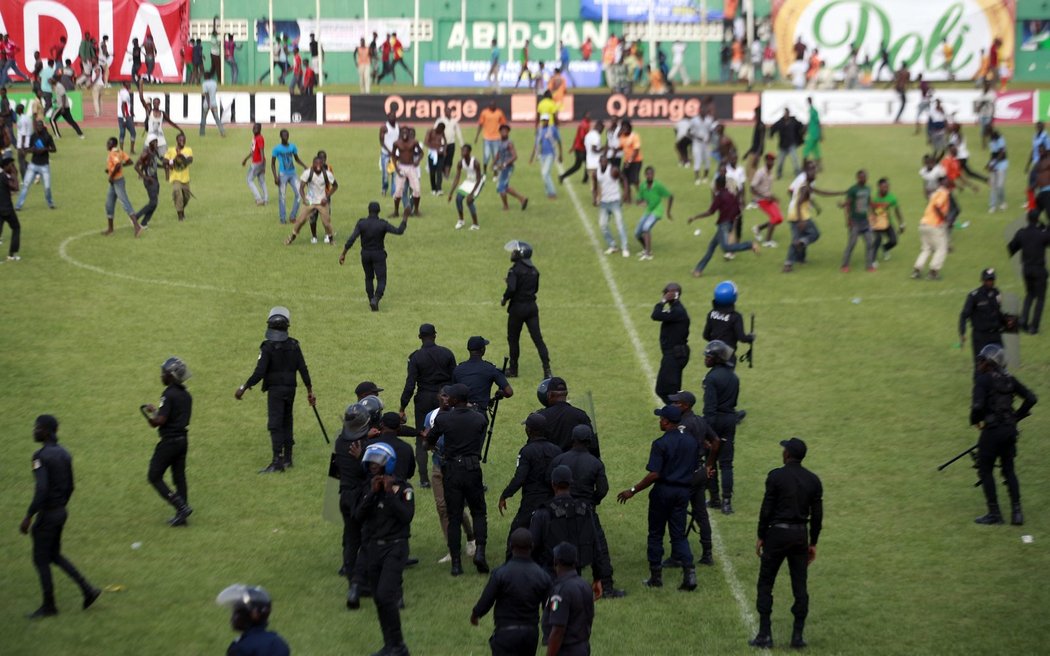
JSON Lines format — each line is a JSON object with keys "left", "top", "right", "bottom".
{"left": 15, "top": 104, "right": 33, "bottom": 176}
{"left": 286, "top": 156, "right": 337, "bottom": 244}
{"left": 788, "top": 59, "right": 807, "bottom": 90}
{"left": 583, "top": 120, "right": 604, "bottom": 183}
{"left": 592, "top": 153, "right": 628, "bottom": 257}
{"left": 975, "top": 80, "right": 996, "bottom": 149}
{"left": 690, "top": 111, "right": 716, "bottom": 183}
{"left": 919, "top": 154, "right": 946, "bottom": 198}
{"left": 668, "top": 41, "right": 689, "bottom": 85}
{"left": 674, "top": 118, "right": 692, "bottom": 166}
{"left": 199, "top": 71, "right": 225, "bottom": 137}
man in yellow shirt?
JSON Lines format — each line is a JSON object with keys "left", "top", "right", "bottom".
{"left": 163, "top": 133, "right": 193, "bottom": 221}
{"left": 473, "top": 99, "right": 507, "bottom": 174}
{"left": 104, "top": 137, "right": 141, "bottom": 237}
{"left": 536, "top": 90, "right": 558, "bottom": 128}
{"left": 548, "top": 67, "right": 567, "bottom": 109}
{"left": 912, "top": 176, "right": 950, "bottom": 280}
{"left": 941, "top": 39, "right": 955, "bottom": 81}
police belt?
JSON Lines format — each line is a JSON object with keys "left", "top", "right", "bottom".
{"left": 770, "top": 522, "right": 807, "bottom": 530}
{"left": 371, "top": 537, "right": 407, "bottom": 546}
{"left": 494, "top": 624, "right": 536, "bottom": 633}
{"left": 445, "top": 455, "right": 481, "bottom": 468}
{"left": 159, "top": 433, "right": 188, "bottom": 441}
{"left": 657, "top": 480, "right": 693, "bottom": 489}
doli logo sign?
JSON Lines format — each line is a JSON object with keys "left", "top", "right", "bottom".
{"left": 772, "top": 0, "right": 1015, "bottom": 80}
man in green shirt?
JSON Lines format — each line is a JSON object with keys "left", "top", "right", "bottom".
{"left": 633, "top": 166, "right": 674, "bottom": 260}
{"left": 870, "top": 177, "right": 905, "bottom": 261}
{"left": 840, "top": 169, "right": 875, "bottom": 272}
{"left": 801, "top": 97, "right": 822, "bottom": 171}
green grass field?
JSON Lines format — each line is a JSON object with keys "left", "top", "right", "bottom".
{"left": 1, "top": 119, "right": 1048, "bottom": 655}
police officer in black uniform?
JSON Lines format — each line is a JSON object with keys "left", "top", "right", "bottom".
{"left": 536, "top": 377, "right": 600, "bottom": 457}
{"left": 550, "top": 425, "right": 625, "bottom": 598}
{"left": 670, "top": 390, "right": 719, "bottom": 567}
{"left": 216, "top": 584, "right": 290, "bottom": 656}
{"left": 542, "top": 542, "right": 595, "bottom": 656}
{"left": 454, "top": 336, "right": 514, "bottom": 412}
{"left": 498, "top": 413, "right": 561, "bottom": 557}
{"left": 142, "top": 356, "right": 194, "bottom": 526}
{"left": 750, "top": 438, "right": 823, "bottom": 650}
{"left": 426, "top": 383, "right": 491, "bottom": 575}
{"left": 356, "top": 442, "right": 414, "bottom": 656}
{"left": 336, "top": 402, "right": 371, "bottom": 607}
{"left": 339, "top": 200, "right": 408, "bottom": 312}
{"left": 970, "top": 344, "right": 1037, "bottom": 526}
{"left": 502, "top": 240, "right": 552, "bottom": 378}
{"left": 651, "top": 282, "right": 690, "bottom": 404}
{"left": 1007, "top": 210, "right": 1050, "bottom": 334}
{"left": 702, "top": 340, "right": 740, "bottom": 515}
{"left": 235, "top": 306, "right": 315, "bottom": 473}
{"left": 471, "top": 527, "right": 553, "bottom": 656}
{"left": 399, "top": 322, "right": 456, "bottom": 487}
{"left": 530, "top": 465, "right": 611, "bottom": 596}
{"left": 617, "top": 406, "right": 699, "bottom": 592}
{"left": 959, "top": 268, "right": 1009, "bottom": 364}
{"left": 702, "top": 281, "right": 755, "bottom": 365}
{"left": 20, "top": 415, "right": 101, "bottom": 618}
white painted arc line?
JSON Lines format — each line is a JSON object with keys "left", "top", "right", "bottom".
{"left": 558, "top": 165, "right": 759, "bottom": 635}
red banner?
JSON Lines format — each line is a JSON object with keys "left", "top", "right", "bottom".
{"left": 0, "top": 0, "right": 189, "bottom": 83}
{"left": 994, "top": 91, "right": 1034, "bottom": 124}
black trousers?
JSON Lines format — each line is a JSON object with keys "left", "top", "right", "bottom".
{"left": 505, "top": 501, "right": 541, "bottom": 561}
{"left": 137, "top": 178, "right": 159, "bottom": 225}
{"left": 560, "top": 149, "right": 586, "bottom": 181}
{"left": 361, "top": 249, "right": 388, "bottom": 300}
{"left": 412, "top": 391, "right": 441, "bottom": 480}
{"left": 655, "top": 346, "right": 689, "bottom": 404}
{"left": 444, "top": 462, "right": 488, "bottom": 555}
{"left": 507, "top": 302, "right": 550, "bottom": 369}
{"left": 266, "top": 385, "right": 296, "bottom": 460}
{"left": 367, "top": 539, "right": 408, "bottom": 648}
{"left": 490, "top": 626, "right": 539, "bottom": 656}
{"left": 872, "top": 227, "right": 897, "bottom": 256}
{"left": 340, "top": 488, "right": 365, "bottom": 580}
{"left": 53, "top": 108, "right": 83, "bottom": 136}
{"left": 689, "top": 482, "right": 713, "bottom": 551}
{"left": 148, "top": 436, "right": 188, "bottom": 505}
{"left": 977, "top": 425, "right": 1020, "bottom": 508}
{"left": 593, "top": 509, "right": 616, "bottom": 584}
{"left": 1022, "top": 268, "right": 1047, "bottom": 332}
{"left": 647, "top": 484, "right": 693, "bottom": 567}
{"left": 32, "top": 508, "right": 92, "bottom": 608}
{"left": 1, "top": 210, "right": 20, "bottom": 256}
{"left": 756, "top": 525, "right": 810, "bottom": 634}
{"left": 428, "top": 155, "right": 443, "bottom": 192}
{"left": 707, "top": 416, "right": 737, "bottom": 500}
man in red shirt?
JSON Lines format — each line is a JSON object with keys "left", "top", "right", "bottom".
{"left": 558, "top": 112, "right": 592, "bottom": 185}
{"left": 688, "top": 176, "right": 760, "bottom": 275}
{"left": 289, "top": 47, "right": 303, "bottom": 94}
{"left": 241, "top": 123, "right": 269, "bottom": 206}
{"left": 301, "top": 62, "right": 316, "bottom": 95}
{"left": 391, "top": 32, "right": 411, "bottom": 79}
{"left": 376, "top": 35, "right": 395, "bottom": 84}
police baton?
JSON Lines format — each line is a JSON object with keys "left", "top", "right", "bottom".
{"left": 937, "top": 443, "right": 978, "bottom": 471}
{"left": 312, "top": 404, "right": 331, "bottom": 444}
{"left": 739, "top": 314, "right": 755, "bottom": 369}
{"left": 482, "top": 356, "right": 509, "bottom": 464}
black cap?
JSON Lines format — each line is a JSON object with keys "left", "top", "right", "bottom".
{"left": 981, "top": 267, "right": 996, "bottom": 281}
{"left": 669, "top": 391, "right": 697, "bottom": 406}
{"left": 446, "top": 383, "right": 470, "bottom": 401}
{"left": 547, "top": 376, "right": 567, "bottom": 392}
{"left": 780, "top": 437, "right": 808, "bottom": 460}
{"left": 355, "top": 381, "right": 383, "bottom": 396}
{"left": 553, "top": 541, "right": 578, "bottom": 566}
{"left": 522, "top": 413, "right": 548, "bottom": 434}
{"left": 551, "top": 464, "right": 574, "bottom": 485}
{"left": 419, "top": 323, "right": 436, "bottom": 337}
{"left": 0, "top": 156, "right": 14, "bottom": 168}
{"left": 381, "top": 412, "right": 401, "bottom": 429}
{"left": 467, "top": 336, "right": 489, "bottom": 351}
{"left": 368, "top": 201, "right": 381, "bottom": 214}
{"left": 571, "top": 424, "right": 594, "bottom": 443}
{"left": 654, "top": 405, "right": 682, "bottom": 423}
{"left": 35, "top": 414, "right": 59, "bottom": 434}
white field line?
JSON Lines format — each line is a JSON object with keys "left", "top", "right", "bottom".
{"left": 558, "top": 166, "right": 759, "bottom": 636}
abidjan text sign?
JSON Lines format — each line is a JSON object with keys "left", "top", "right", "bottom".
{"left": 579, "top": 0, "right": 717, "bottom": 23}
{"left": 772, "top": 0, "right": 1016, "bottom": 81}
{"left": 424, "top": 61, "right": 602, "bottom": 88}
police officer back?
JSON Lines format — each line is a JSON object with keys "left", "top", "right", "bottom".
{"left": 970, "top": 344, "right": 1037, "bottom": 526}
{"left": 20, "top": 415, "right": 101, "bottom": 618}
{"left": 702, "top": 339, "right": 740, "bottom": 515}
{"left": 339, "top": 200, "right": 408, "bottom": 312}
{"left": 670, "top": 390, "right": 719, "bottom": 566}
{"left": 959, "top": 268, "right": 1008, "bottom": 363}
{"left": 1007, "top": 210, "right": 1050, "bottom": 334}
{"left": 537, "top": 377, "right": 600, "bottom": 457}
{"left": 426, "top": 383, "right": 491, "bottom": 575}
{"left": 550, "top": 425, "right": 625, "bottom": 598}
{"left": 471, "top": 528, "right": 553, "bottom": 656}
{"left": 399, "top": 322, "right": 456, "bottom": 486}
{"left": 235, "top": 306, "right": 315, "bottom": 473}
{"left": 702, "top": 281, "right": 754, "bottom": 364}
{"left": 502, "top": 240, "right": 552, "bottom": 378}
{"left": 616, "top": 406, "right": 699, "bottom": 592}
{"left": 356, "top": 443, "right": 414, "bottom": 656}
{"left": 498, "top": 413, "right": 561, "bottom": 555}
{"left": 142, "top": 356, "right": 193, "bottom": 526}
{"left": 453, "top": 336, "right": 513, "bottom": 412}
{"left": 651, "top": 282, "right": 690, "bottom": 404}
{"left": 750, "top": 438, "right": 823, "bottom": 650}
{"left": 542, "top": 542, "right": 595, "bottom": 656}
{"left": 216, "top": 584, "right": 290, "bottom": 656}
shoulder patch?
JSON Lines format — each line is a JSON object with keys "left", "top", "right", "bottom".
{"left": 32, "top": 459, "right": 42, "bottom": 470}
{"left": 548, "top": 594, "right": 562, "bottom": 611}
{"left": 404, "top": 488, "right": 413, "bottom": 502}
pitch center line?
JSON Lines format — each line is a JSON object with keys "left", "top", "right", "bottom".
{"left": 558, "top": 166, "right": 758, "bottom": 635}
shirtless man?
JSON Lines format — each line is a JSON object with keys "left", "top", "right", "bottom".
{"left": 424, "top": 123, "right": 447, "bottom": 195}
{"left": 392, "top": 126, "right": 423, "bottom": 217}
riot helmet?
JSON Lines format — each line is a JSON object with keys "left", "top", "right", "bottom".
{"left": 216, "top": 584, "right": 273, "bottom": 631}
{"left": 161, "top": 356, "right": 190, "bottom": 384}
{"left": 713, "top": 281, "right": 738, "bottom": 305}
{"left": 362, "top": 442, "right": 397, "bottom": 475}
{"left": 704, "top": 340, "right": 734, "bottom": 364}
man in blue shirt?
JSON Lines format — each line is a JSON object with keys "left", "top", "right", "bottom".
{"left": 270, "top": 129, "right": 307, "bottom": 224}
{"left": 452, "top": 336, "right": 514, "bottom": 412}
{"left": 617, "top": 405, "right": 699, "bottom": 592}
{"left": 559, "top": 40, "right": 575, "bottom": 87}
{"left": 529, "top": 115, "right": 562, "bottom": 199}
{"left": 487, "top": 39, "right": 501, "bottom": 92}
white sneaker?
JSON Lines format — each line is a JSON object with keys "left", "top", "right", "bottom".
{"left": 438, "top": 553, "right": 452, "bottom": 564}
{"left": 604, "top": 246, "right": 617, "bottom": 255}
{"left": 694, "top": 178, "right": 702, "bottom": 186}
{"left": 469, "top": 224, "right": 480, "bottom": 231}
{"left": 746, "top": 202, "right": 758, "bottom": 210}
{"left": 622, "top": 249, "right": 630, "bottom": 258}
{"left": 7, "top": 255, "right": 20, "bottom": 261}
{"left": 455, "top": 220, "right": 464, "bottom": 230}
{"left": 466, "top": 540, "right": 477, "bottom": 557}
{"left": 883, "top": 252, "right": 892, "bottom": 261}
{"left": 999, "top": 203, "right": 1008, "bottom": 211}
{"left": 752, "top": 225, "right": 761, "bottom": 239}
{"left": 988, "top": 207, "right": 996, "bottom": 214}
{"left": 763, "top": 240, "right": 778, "bottom": 248}
{"left": 724, "top": 252, "right": 736, "bottom": 260}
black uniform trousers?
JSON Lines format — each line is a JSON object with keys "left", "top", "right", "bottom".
{"left": 507, "top": 301, "right": 550, "bottom": 369}
{"left": 977, "top": 425, "right": 1020, "bottom": 508}
{"left": 655, "top": 346, "right": 689, "bottom": 404}
{"left": 137, "top": 178, "right": 160, "bottom": 226}
{"left": 756, "top": 525, "right": 810, "bottom": 633}
{"left": 1, "top": 210, "right": 20, "bottom": 256}
{"left": 367, "top": 539, "right": 408, "bottom": 649}
{"left": 592, "top": 510, "right": 616, "bottom": 584}
{"left": 707, "top": 416, "right": 736, "bottom": 500}
{"left": 32, "top": 508, "right": 92, "bottom": 607}
{"left": 647, "top": 483, "right": 693, "bottom": 567}
{"left": 505, "top": 500, "right": 542, "bottom": 561}
{"left": 266, "top": 385, "right": 296, "bottom": 461}
{"left": 340, "top": 489, "right": 365, "bottom": 581}
{"left": 360, "top": 249, "right": 388, "bottom": 300}
{"left": 444, "top": 460, "right": 488, "bottom": 555}
{"left": 490, "top": 625, "right": 539, "bottom": 656}
{"left": 148, "top": 436, "right": 188, "bottom": 505}
{"left": 689, "top": 480, "right": 713, "bottom": 551}
{"left": 1021, "top": 268, "right": 1047, "bottom": 333}
{"left": 413, "top": 391, "right": 441, "bottom": 480}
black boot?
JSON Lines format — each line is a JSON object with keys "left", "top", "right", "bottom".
{"left": 790, "top": 630, "right": 807, "bottom": 649}
{"left": 168, "top": 494, "right": 193, "bottom": 526}
{"left": 1011, "top": 502, "right": 1024, "bottom": 526}
{"left": 346, "top": 583, "right": 362, "bottom": 610}
{"left": 259, "top": 457, "right": 285, "bottom": 474}
{"left": 721, "top": 498, "right": 734, "bottom": 515}
{"left": 83, "top": 587, "right": 102, "bottom": 610}
{"left": 450, "top": 554, "right": 464, "bottom": 576}
{"left": 506, "top": 363, "right": 518, "bottom": 378}
{"left": 706, "top": 496, "right": 721, "bottom": 508}
{"left": 600, "top": 579, "right": 626, "bottom": 598}
{"left": 473, "top": 544, "right": 490, "bottom": 573}
{"left": 699, "top": 542, "right": 714, "bottom": 565}
{"left": 643, "top": 566, "right": 663, "bottom": 587}
{"left": 283, "top": 445, "right": 293, "bottom": 469}
{"left": 975, "top": 503, "right": 1004, "bottom": 525}
{"left": 679, "top": 567, "right": 697, "bottom": 591}
{"left": 749, "top": 633, "right": 774, "bottom": 648}
{"left": 27, "top": 605, "right": 58, "bottom": 619}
